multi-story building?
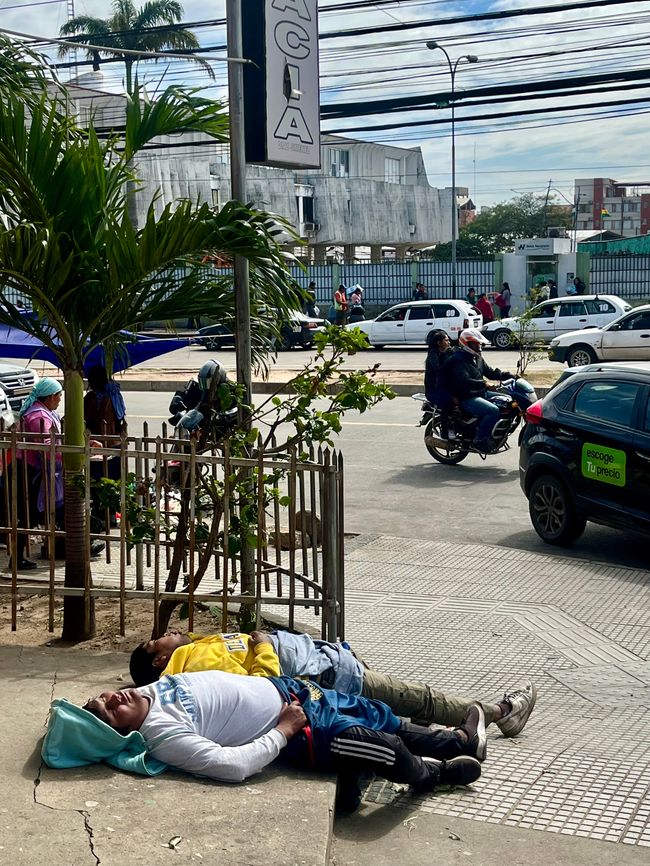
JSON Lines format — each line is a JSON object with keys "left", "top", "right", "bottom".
{"left": 62, "top": 73, "right": 473, "bottom": 259}
{"left": 574, "top": 178, "right": 650, "bottom": 237}
{"left": 209, "top": 134, "right": 472, "bottom": 260}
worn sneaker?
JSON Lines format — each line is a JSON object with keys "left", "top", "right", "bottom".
{"left": 90, "top": 541, "right": 105, "bottom": 558}
{"left": 459, "top": 704, "right": 487, "bottom": 761}
{"left": 496, "top": 680, "right": 538, "bottom": 738}
{"left": 425, "top": 755, "right": 482, "bottom": 787}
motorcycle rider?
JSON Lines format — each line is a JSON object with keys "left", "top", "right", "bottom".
{"left": 442, "top": 328, "right": 514, "bottom": 453}
{"left": 169, "top": 359, "right": 237, "bottom": 440}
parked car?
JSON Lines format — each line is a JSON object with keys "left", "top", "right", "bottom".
{"left": 346, "top": 300, "right": 482, "bottom": 348}
{"left": 548, "top": 304, "right": 650, "bottom": 367}
{"left": 0, "top": 362, "right": 39, "bottom": 414}
{"left": 482, "top": 294, "right": 630, "bottom": 349}
{"left": 193, "top": 311, "right": 325, "bottom": 351}
{"left": 519, "top": 361, "right": 650, "bottom": 545}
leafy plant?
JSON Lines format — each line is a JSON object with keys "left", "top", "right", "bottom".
{"left": 0, "top": 35, "right": 304, "bottom": 640}
{"left": 508, "top": 306, "right": 546, "bottom": 376}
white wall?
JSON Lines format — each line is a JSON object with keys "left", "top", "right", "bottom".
{"left": 501, "top": 255, "right": 528, "bottom": 313}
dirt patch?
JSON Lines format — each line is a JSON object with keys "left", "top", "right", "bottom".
{"left": 0, "top": 588, "right": 230, "bottom": 652}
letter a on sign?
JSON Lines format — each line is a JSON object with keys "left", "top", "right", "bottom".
{"left": 274, "top": 106, "right": 314, "bottom": 143}
{"left": 272, "top": 0, "right": 311, "bottom": 21}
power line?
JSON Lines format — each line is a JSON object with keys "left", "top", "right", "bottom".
{"left": 319, "top": 0, "right": 647, "bottom": 40}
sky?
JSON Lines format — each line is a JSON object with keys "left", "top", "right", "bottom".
{"left": 2, "top": 0, "right": 650, "bottom": 208}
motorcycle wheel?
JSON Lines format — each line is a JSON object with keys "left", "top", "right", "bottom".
{"left": 424, "top": 413, "right": 469, "bottom": 465}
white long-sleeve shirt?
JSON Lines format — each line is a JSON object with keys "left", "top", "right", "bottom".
{"left": 138, "top": 671, "right": 286, "bottom": 782}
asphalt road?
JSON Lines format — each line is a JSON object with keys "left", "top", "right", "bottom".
{"left": 123, "top": 391, "right": 648, "bottom": 572}
{"left": 133, "top": 342, "right": 558, "bottom": 376}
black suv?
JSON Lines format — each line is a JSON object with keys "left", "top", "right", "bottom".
{"left": 519, "top": 361, "right": 650, "bottom": 545}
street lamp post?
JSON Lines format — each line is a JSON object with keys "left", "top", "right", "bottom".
{"left": 426, "top": 42, "right": 477, "bottom": 299}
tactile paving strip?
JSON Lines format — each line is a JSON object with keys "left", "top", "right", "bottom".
{"left": 344, "top": 536, "right": 650, "bottom": 847}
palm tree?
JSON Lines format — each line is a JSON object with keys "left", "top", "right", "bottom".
{"left": 0, "top": 38, "right": 301, "bottom": 641}
{"left": 59, "top": 0, "right": 211, "bottom": 93}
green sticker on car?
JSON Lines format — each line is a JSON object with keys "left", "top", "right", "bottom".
{"left": 581, "top": 443, "right": 626, "bottom": 487}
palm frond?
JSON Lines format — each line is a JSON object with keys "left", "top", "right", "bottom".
{"left": 123, "top": 84, "right": 227, "bottom": 159}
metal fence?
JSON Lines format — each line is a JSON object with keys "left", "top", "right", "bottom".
{"left": 589, "top": 253, "right": 650, "bottom": 301}
{"left": 291, "top": 258, "right": 496, "bottom": 308}
{"left": 0, "top": 427, "right": 344, "bottom": 640}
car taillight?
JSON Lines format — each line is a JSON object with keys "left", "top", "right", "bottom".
{"left": 525, "top": 400, "right": 544, "bottom": 424}
{"left": 463, "top": 318, "right": 469, "bottom": 328}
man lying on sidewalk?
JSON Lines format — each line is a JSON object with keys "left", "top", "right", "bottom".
{"left": 42, "top": 671, "right": 487, "bottom": 813}
{"left": 129, "top": 629, "right": 536, "bottom": 737}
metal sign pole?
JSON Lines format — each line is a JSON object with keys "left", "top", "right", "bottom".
{"left": 226, "top": 0, "right": 252, "bottom": 416}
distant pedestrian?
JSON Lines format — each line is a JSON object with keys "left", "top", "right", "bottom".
{"left": 548, "top": 280, "right": 558, "bottom": 299}
{"left": 333, "top": 284, "right": 348, "bottom": 326}
{"left": 573, "top": 277, "right": 586, "bottom": 295}
{"left": 474, "top": 293, "right": 495, "bottom": 324}
{"left": 495, "top": 283, "right": 512, "bottom": 318}
{"left": 348, "top": 288, "right": 365, "bottom": 324}
{"left": 465, "top": 288, "right": 477, "bottom": 307}
{"left": 303, "top": 282, "right": 319, "bottom": 318}
{"left": 413, "top": 282, "right": 428, "bottom": 301}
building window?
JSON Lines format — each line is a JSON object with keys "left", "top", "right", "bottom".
{"left": 211, "top": 188, "right": 221, "bottom": 210}
{"left": 385, "top": 157, "right": 400, "bottom": 184}
{"left": 624, "top": 201, "right": 639, "bottom": 212}
{"left": 330, "top": 149, "right": 349, "bottom": 178}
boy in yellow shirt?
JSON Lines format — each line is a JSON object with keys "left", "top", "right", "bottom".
{"left": 133, "top": 630, "right": 280, "bottom": 682}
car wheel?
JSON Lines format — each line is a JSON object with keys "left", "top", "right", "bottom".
{"left": 492, "top": 329, "right": 512, "bottom": 349}
{"left": 566, "top": 344, "right": 596, "bottom": 367}
{"left": 371, "top": 343, "right": 385, "bottom": 350}
{"left": 205, "top": 338, "right": 222, "bottom": 351}
{"left": 424, "top": 413, "right": 469, "bottom": 465}
{"left": 528, "top": 474, "right": 586, "bottom": 545}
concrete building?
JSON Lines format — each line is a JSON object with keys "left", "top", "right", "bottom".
{"left": 575, "top": 177, "right": 650, "bottom": 237}
{"left": 209, "top": 134, "right": 467, "bottom": 260}
{"left": 61, "top": 74, "right": 469, "bottom": 259}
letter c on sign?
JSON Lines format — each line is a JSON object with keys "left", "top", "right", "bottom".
{"left": 275, "top": 21, "right": 310, "bottom": 59}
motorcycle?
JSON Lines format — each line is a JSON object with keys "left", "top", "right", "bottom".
{"left": 412, "top": 377, "right": 538, "bottom": 465}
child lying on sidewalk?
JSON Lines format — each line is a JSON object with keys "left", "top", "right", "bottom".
{"left": 129, "top": 629, "right": 537, "bottom": 737}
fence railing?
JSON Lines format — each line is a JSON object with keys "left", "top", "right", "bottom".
{"left": 0, "top": 427, "right": 344, "bottom": 641}
{"left": 589, "top": 253, "right": 650, "bottom": 301}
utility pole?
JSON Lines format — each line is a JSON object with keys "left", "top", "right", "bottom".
{"left": 226, "top": 0, "right": 255, "bottom": 618}
{"left": 542, "top": 178, "right": 552, "bottom": 237}
{"left": 226, "top": 0, "right": 252, "bottom": 414}
{"left": 572, "top": 191, "right": 580, "bottom": 252}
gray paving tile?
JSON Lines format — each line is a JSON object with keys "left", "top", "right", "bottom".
{"left": 343, "top": 535, "right": 650, "bottom": 849}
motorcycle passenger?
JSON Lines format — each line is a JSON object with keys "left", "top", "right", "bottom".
{"left": 442, "top": 328, "right": 514, "bottom": 453}
{"left": 424, "top": 329, "right": 454, "bottom": 408}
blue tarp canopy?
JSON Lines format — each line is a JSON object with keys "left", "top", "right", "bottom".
{"left": 0, "top": 325, "right": 189, "bottom": 373}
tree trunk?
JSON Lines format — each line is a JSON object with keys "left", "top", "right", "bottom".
{"left": 61, "top": 367, "right": 95, "bottom": 641}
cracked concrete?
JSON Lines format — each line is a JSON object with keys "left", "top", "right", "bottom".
{"left": 1, "top": 646, "right": 336, "bottom": 866}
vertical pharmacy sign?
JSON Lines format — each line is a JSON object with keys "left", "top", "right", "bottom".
{"left": 243, "top": 0, "right": 321, "bottom": 169}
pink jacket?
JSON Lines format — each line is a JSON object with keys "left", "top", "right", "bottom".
{"left": 19, "top": 404, "right": 62, "bottom": 469}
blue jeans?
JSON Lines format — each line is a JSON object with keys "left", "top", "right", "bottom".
{"left": 461, "top": 392, "right": 500, "bottom": 441}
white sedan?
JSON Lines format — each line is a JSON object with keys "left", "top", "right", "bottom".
{"left": 346, "top": 299, "right": 481, "bottom": 348}
{"left": 482, "top": 294, "right": 629, "bottom": 348}
{"left": 548, "top": 304, "right": 650, "bottom": 366}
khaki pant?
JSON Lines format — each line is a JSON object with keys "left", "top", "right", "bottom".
{"left": 361, "top": 669, "right": 501, "bottom": 727}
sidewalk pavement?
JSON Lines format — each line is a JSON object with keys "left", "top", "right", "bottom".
{"left": 1, "top": 645, "right": 335, "bottom": 866}
{"left": 2, "top": 535, "right": 649, "bottom": 864}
